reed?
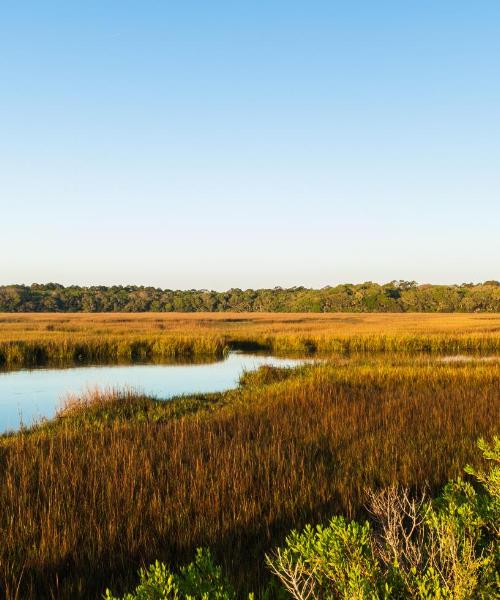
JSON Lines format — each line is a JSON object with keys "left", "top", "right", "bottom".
{"left": 0, "top": 358, "right": 498, "bottom": 599}
{"left": 0, "top": 312, "right": 499, "bottom": 367}
{"left": 0, "top": 335, "right": 229, "bottom": 367}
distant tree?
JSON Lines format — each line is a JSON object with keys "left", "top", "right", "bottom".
{"left": 0, "top": 282, "right": 498, "bottom": 313}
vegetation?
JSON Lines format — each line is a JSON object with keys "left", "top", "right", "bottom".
{"left": 105, "top": 438, "right": 500, "bottom": 599}
{"left": 0, "top": 357, "right": 498, "bottom": 599}
{"left": 0, "top": 312, "right": 499, "bottom": 368}
{"left": 0, "top": 281, "right": 499, "bottom": 313}
{"left": 268, "top": 440, "right": 499, "bottom": 599}
{"left": 104, "top": 549, "right": 241, "bottom": 600}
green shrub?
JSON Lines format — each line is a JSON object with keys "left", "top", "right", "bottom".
{"left": 268, "top": 517, "right": 390, "bottom": 599}
{"left": 104, "top": 548, "right": 241, "bottom": 600}
{"left": 267, "top": 437, "right": 499, "bottom": 599}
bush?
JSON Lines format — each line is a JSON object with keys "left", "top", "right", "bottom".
{"left": 104, "top": 548, "right": 241, "bottom": 600}
{"left": 268, "top": 437, "right": 499, "bottom": 599}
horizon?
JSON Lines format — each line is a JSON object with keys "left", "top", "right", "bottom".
{"left": 1, "top": 1, "right": 499, "bottom": 287}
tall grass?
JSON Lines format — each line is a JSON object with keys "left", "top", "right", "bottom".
{"left": 0, "top": 335, "right": 228, "bottom": 367}
{"left": 0, "top": 359, "right": 498, "bottom": 598}
{"left": 0, "top": 333, "right": 497, "bottom": 367}
{"left": 0, "top": 311, "right": 499, "bottom": 367}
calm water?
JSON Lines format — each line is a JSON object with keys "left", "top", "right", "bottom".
{"left": 0, "top": 353, "right": 306, "bottom": 433}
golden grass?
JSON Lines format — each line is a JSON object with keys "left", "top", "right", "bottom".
{"left": 2, "top": 311, "right": 500, "bottom": 336}
{"left": 0, "top": 314, "right": 498, "bottom": 597}
{"left": 0, "top": 312, "right": 499, "bottom": 367}
{"left": 0, "top": 357, "right": 498, "bottom": 599}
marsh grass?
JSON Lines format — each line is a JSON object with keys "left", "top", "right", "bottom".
{"left": 10, "top": 387, "right": 228, "bottom": 437}
{"left": 0, "top": 357, "right": 498, "bottom": 599}
{"left": 238, "top": 365, "right": 303, "bottom": 387}
{"left": 0, "top": 335, "right": 229, "bottom": 368}
{"left": 0, "top": 312, "right": 499, "bottom": 367}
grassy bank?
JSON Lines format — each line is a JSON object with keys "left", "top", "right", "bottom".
{"left": 1, "top": 312, "right": 499, "bottom": 367}
{"left": 0, "top": 357, "right": 498, "bottom": 598}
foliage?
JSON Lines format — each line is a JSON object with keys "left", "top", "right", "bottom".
{"left": 268, "top": 518, "right": 388, "bottom": 599}
{"left": 104, "top": 549, "right": 239, "bottom": 600}
{"left": 0, "top": 281, "right": 499, "bottom": 313}
{"left": 267, "top": 438, "right": 500, "bottom": 599}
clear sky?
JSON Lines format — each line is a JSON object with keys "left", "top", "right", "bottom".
{"left": 1, "top": 1, "right": 499, "bottom": 289}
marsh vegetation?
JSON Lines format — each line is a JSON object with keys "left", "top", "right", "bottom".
{"left": 0, "top": 353, "right": 308, "bottom": 433}
{"left": 0, "top": 312, "right": 499, "bottom": 368}
{"left": 0, "top": 344, "right": 498, "bottom": 598}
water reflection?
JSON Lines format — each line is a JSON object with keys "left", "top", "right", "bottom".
{"left": 0, "top": 353, "right": 307, "bottom": 433}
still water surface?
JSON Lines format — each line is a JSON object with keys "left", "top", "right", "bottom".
{"left": 0, "top": 353, "right": 306, "bottom": 433}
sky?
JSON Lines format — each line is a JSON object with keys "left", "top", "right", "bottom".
{"left": 1, "top": 1, "right": 499, "bottom": 290}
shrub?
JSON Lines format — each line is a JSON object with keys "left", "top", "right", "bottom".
{"left": 104, "top": 548, "right": 241, "bottom": 600}
{"left": 267, "top": 437, "right": 499, "bottom": 599}
{"left": 268, "top": 517, "right": 389, "bottom": 599}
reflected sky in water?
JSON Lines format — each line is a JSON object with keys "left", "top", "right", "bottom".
{"left": 0, "top": 353, "right": 307, "bottom": 433}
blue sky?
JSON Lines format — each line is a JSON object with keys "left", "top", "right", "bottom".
{"left": 1, "top": 1, "right": 499, "bottom": 289}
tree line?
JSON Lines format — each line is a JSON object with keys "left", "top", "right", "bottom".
{"left": 0, "top": 281, "right": 498, "bottom": 312}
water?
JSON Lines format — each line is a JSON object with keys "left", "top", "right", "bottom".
{"left": 0, "top": 353, "right": 307, "bottom": 433}
{"left": 437, "top": 355, "right": 499, "bottom": 363}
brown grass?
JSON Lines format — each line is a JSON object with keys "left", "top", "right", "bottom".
{"left": 0, "top": 358, "right": 498, "bottom": 599}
